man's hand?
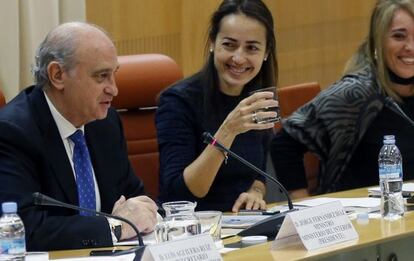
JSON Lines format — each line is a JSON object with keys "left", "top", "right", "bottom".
{"left": 112, "top": 195, "right": 158, "bottom": 240}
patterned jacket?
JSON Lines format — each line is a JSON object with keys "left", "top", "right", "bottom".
{"left": 282, "top": 66, "right": 403, "bottom": 193}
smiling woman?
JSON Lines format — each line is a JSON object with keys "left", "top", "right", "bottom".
{"left": 271, "top": 0, "right": 414, "bottom": 197}
{"left": 384, "top": 8, "right": 414, "bottom": 95}
{"left": 156, "top": 0, "right": 278, "bottom": 212}
{"left": 212, "top": 14, "right": 268, "bottom": 96}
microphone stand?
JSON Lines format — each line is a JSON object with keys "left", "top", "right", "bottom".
{"left": 33, "top": 192, "right": 145, "bottom": 259}
{"left": 385, "top": 97, "right": 414, "bottom": 126}
{"left": 202, "top": 132, "right": 297, "bottom": 238}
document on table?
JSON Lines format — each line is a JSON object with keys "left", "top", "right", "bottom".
{"left": 268, "top": 197, "right": 381, "bottom": 214}
{"left": 221, "top": 215, "right": 268, "bottom": 228}
{"left": 368, "top": 182, "right": 414, "bottom": 197}
{"left": 298, "top": 197, "right": 380, "bottom": 213}
{"left": 53, "top": 254, "right": 136, "bottom": 260}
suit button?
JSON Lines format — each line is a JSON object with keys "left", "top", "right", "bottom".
{"left": 81, "top": 239, "right": 97, "bottom": 247}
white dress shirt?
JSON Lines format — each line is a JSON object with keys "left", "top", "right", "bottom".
{"left": 43, "top": 92, "right": 102, "bottom": 211}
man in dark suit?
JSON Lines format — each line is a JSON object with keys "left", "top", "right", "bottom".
{"left": 0, "top": 22, "right": 158, "bottom": 251}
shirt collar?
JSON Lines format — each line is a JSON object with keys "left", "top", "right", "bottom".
{"left": 43, "top": 91, "right": 85, "bottom": 139}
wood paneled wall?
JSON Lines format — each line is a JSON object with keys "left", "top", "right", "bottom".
{"left": 86, "top": 0, "right": 376, "bottom": 89}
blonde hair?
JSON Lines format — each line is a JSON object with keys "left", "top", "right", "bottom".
{"left": 344, "top": 0, "right": 414, "bottom": 102}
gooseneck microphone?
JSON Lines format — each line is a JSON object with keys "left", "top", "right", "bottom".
{"left": 203, "top": 132, "right": 294, "bottom": 210}
{"left": 33, "top": 192, "right": 145, "bottom": 258}
{"left": 202, "top": 132, "right": 297, "bottom": 238}
{"left": 384, "top": 97, "right": 414, "bottom": 127}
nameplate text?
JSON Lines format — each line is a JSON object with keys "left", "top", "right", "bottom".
{"left": 272, "top": 201, "right": 358, "bottom": 250}
{"left": 142, "top": 234, "right": 222, "bottom": 261}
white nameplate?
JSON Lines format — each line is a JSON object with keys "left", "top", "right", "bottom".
{"left": 272, "top": 201, "right": 358, "bottom": 251}
{"left": 142, "top": 234, "right": 222, "bottom": 261}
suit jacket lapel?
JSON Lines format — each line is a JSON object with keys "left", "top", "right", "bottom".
{"left": 28, "top": 86, "right": 78, "bottom": 204}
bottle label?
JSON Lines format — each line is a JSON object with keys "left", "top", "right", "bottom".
{"left": 0, "top": 238, "right": 25, "bottom": 255}
{"left": 379, "top": 165, "right": 402, "bottom": 179}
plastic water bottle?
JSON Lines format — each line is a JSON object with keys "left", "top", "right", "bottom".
{"left": 378, "top": 135, "right": 404, "bottom": 220}
{"left": 0, "top": 202, "right": 26, "bottom": 260}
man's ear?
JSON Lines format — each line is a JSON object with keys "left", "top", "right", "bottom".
{"left": 47, "top": 62, "right": 65, "bottom": 90}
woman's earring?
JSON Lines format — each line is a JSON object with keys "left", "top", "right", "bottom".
{"left": 209, "top": 48, "right": 214, "bottom": 53}
{"left": 374, "top": 49, "right": 378, "bottom": 60}
{"left": 264, "top": 57, "right": 268, "bottom": 61}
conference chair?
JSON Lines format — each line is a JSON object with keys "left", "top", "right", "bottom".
{"left": 276, "top": 82, "right": 321, "bottom": 194}
{"left": 113, "top": 54, "right": 183, "bottom": 199}
{"left": 0, "top": 88, "right": 5, "bottom": 108}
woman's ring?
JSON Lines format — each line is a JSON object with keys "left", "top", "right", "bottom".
{"left": 252, "top": 112, "right": 258, "bottom": 124}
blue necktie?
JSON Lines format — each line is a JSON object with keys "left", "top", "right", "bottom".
{"left": 69, "top": 130, "right": 96, "bottom": 216}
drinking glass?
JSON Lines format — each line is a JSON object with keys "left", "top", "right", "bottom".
{"left": 195, "top": 211, "right": 222, "bottom": 241}
{"left": 155, "top": 214, "right": 201, "bottom": 243}
{"left": 156, "top": 201, "right": 200, "bottom": 243}
{"left": 249, "top": 86, "right": 280, "bottom": 124}
{"left": 162, "top": 201, "right": 197, "bottom": 216}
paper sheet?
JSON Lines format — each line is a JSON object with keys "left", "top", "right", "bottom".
{"left": 268, "top": 197, "right": 380, "bottom": 214}
{"left": 53, "top": 253, "right": 136, "bottom": 260}
{"left": 368, "top": 182, "right": 414, "bottom": 194}
{"left": 221, "top": 215, "right": 268, "bottom": 228}
{"left": 295, "top": 197, "right": 380, "bottom": 208}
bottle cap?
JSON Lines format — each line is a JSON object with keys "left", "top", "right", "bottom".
{"left": 2, "top": 202, "right": 17, "bottom": 213}
{"left": 383, "top": 135, "right": 395, "bottom": 144}
{"left": 241, "top": 236, "right": 268, "bottom": 246}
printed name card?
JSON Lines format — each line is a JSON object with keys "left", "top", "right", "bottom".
{"left": 272, "top": 201, "right": 358, "bottom": 251}
{"left": 142, "top": 234, "right": 222, "bottom": 261}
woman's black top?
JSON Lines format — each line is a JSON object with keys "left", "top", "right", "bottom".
{"left": 272, "top": 96, "right": 414, "bottom": 191}
{"left": 156, "top": 77, "right": 268, "bottom": 211}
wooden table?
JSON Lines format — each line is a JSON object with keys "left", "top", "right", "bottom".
{"left": 223, "top": 187, "right": 414, "bottom": 260}
{"left": 50, "top": 187, "right": 414, "bottom": 260}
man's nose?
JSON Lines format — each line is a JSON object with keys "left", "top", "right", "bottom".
{"left": 107, "top": 76, "right": 118, "bottom": 96}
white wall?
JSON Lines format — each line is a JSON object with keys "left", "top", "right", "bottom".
{"left": 0, "top": 0, "right": 85, "bottom": 101}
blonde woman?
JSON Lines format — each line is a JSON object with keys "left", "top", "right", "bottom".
{"left": 272, "top": 0, "right": 414, "bottom": 197}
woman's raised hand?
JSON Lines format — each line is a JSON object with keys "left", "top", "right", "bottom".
{"left": 221, "top": 91, "right": 278, "bottom": 137}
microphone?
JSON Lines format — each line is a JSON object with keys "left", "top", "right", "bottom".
{"left": 384, "top": 97, "right": 414, "bottom": 127}
{"left": 33, "top": 192, "right": 145, "bottom": 258}
{"left": 202, "top": 132, "right": 297, "bottom": 238}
